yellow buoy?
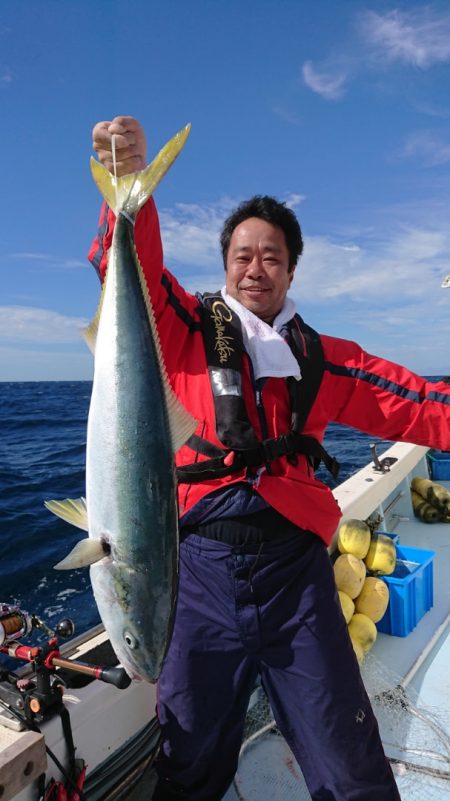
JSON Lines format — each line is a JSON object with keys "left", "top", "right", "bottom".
{"left": 411, "top": 476, "right": 450, "bottom": 513}
{"left": 338, "top": 590, "right": 355, "bottom": 624}
{"left": 411, "top": 489, "right": 442, "bottom": 523}
{"left": 348, "top": 613, "right": 377, "bottom": 654}
{"left": 349, "top": 635, "right": 365, "bottom": 665}
{"left": 354, "top": 577, "right": 389, "bottom": 622}
{"left": 334, "top": 554, "right": 366, "bottom": 599}
{"left": 364, "top": 533, "right": 396, "bottom": 576}
{"left": 337, "top": 518, "right": 371, "bottom": 559}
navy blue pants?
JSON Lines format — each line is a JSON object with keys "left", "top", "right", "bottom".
{"left": 154, "top": 532, "right": 400, "bottom": 801}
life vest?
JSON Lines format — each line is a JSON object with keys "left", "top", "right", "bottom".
{"left": 177, "top": 293, "right": 339, "bottom": 484}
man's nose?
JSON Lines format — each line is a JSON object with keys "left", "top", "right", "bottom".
{"left": 246, "top": 256, "right": 264, "bottom": 277}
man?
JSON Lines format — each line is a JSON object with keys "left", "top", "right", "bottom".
{"left": 90, "top": 116, "right": 450, "bottom": 801}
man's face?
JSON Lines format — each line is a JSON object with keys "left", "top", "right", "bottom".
{"left": 225, "top": 217, "right": 294, "bottom": 323}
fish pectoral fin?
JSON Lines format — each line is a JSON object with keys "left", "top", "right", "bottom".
{"left": 54, "top": 538, "right": 107, "bottom": 570}
{"left": 44, "top": 497, "right": 89, "bottom": 531}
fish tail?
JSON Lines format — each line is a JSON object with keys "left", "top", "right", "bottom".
{"left": 90, "top": 123, "right": 191, "bottom": 218}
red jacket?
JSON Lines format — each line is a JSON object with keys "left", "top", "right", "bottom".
{"left": 89, "top": 199, "right": 450, "bottom": 545}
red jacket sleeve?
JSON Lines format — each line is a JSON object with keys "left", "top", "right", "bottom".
{"left": 320, "top": 334, "right": 450, "bottom": 451}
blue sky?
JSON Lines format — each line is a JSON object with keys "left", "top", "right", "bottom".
{"left": 1, "top": 0, "right": 450, "bottom": 380}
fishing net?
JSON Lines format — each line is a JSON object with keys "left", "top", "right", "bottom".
{"left": 231, "top": 656, "right": 450, "bottom": 801}
{"left": 364, "top": 653, "right": 450, "bottom": 800}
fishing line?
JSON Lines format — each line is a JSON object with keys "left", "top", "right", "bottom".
{"left": 111, "top": 133, "right": 119, "bottom": 211}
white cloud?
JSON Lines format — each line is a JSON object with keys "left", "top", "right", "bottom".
{"left": 288, "top": 220, "right": 450, "bottom": 374}
{"left": 156, "top": 200, "right": 450, "bottom": 323}
{"left": 10, "top": 252, "right": 51, "bottom": 260}
{"left": 160, "top": 194, "right": 307, "bottom": 271}
{"left": 159, "top": 203, "right": 223, "bottom": 270}
{"left": 400, "top": 130, "right": 450, "bottom": 166}
{"left": 272, "top": 104, "right": 303, "bottom": 126}
{"left": 412, "top": 100, "right": 450, "bottom": 118}
{"left": 0, "top": 346, "right": 93, "bottom": 381}
{"left": 290, "top": 223, "right": 450, "bottom": 317}
{"left": 301, "top": 7, "right": 450, "bottom": 102}
{"left": 181, "top": 272, "right": 225, "bottom": 296}
{"left": 335, "top": 302, "right": 450, "bottom": 374}
{"left": 302, "top": 61, "right": 348, "bottom": 100}
{"left": 0, "top": 68, "right": 14, "bottom": 86}
{"left": 359, "top": 8, "right": 450, "bottom": 68}
{"left": 9, "top": 252, "right": 86, "bottom": 269}
{"left": 284, "top": 193, "right": 306, "bottom": 209}
{"left": 4, "top": 196, "right": 449, "bottom": 377}
{"left": 0, "top": 306, "right": 89, "bottom": 344}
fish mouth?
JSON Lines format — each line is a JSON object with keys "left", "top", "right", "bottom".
{"left": 119, "top": 644, "right": 159, "bottom": 683}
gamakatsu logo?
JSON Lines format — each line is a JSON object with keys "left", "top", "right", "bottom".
{"left": 211, "top": 301, "right": 234, "bottom": 364}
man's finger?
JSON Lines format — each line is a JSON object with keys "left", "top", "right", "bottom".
{"left": 92, "top": 120, "right": 112, "bottom": 142}
{"left": 110, "top": 115, "right": 142, "bottom": 132}
{"left": 97, "top": 154, "right": 146, "bottom": 176}
{"left": 104, "top": 132, "right": 137, "bottom": 150}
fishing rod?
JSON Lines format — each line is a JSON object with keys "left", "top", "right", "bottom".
{"left": 0, "top": 603, "right": 133, "bottom": 801}
{"left": 0, "top": 603, "right": 131, "bottom": 725}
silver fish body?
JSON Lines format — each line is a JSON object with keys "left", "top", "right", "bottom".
{"left": 47, "top": 125, "right": 195, "bottom": 682}
{"left": 87, "top": 213, "right": 179, "bottom": 681}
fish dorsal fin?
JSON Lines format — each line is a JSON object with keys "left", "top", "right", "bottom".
{"left": 83, "top": 281, "right": 106, "bottom": 354}
{"left": 165, "top": 383, "right": 198, "bottom": 455}
{"left": 54, "top": 539, "right": 107, "bottom": 570}
{"left": 90, "top": 123, "right": 191, "bottom": 218}
{"left": 45, "top": 497, "right": 89, "bottom": 531}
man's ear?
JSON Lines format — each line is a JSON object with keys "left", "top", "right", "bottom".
{"left": 288, "top": 267, "right": 296, "bottom": 286}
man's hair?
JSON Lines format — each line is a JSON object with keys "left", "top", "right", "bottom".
{"left": 220, "top": 195, "right": 303, "bottom": 272}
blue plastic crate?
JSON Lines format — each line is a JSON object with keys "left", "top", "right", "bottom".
{"left": 375, "top": 531, "right": 399, "bottom": 546}
{"left": 376, "top": 544, "right": 435, "bottom": 637}
{"left": 427, "top": 449, "right": 450, "bottom": 481}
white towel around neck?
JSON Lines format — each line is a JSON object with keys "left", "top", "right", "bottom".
{"left": 221, "top": 288, "right": 301, "bottom": 381}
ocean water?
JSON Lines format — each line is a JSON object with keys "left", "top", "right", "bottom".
{"left": 0, "top": 382, "right": 95, "bottom": 644}
{"left": 0, "top": 379, "right": 436, "bottom": 651}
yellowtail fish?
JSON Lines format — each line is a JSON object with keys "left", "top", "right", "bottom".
{"left": 46, "top": 124, "right": 196, "bottom": 682}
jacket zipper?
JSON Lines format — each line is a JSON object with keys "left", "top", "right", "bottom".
{"left": 255, "top": 378, "right": 272, "bottom": 475}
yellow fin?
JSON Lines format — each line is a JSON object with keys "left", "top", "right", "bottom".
{"left": 83, "top": 281, "right": 106, "bottom": 354}
{"left": 90, "top": 123, "right": 191, "bottom": 217}
{"left": 54, "top": 539, "right": 107, "bottom": 570}
{"left": 166, "top": 382, "right": 198, "bottom": 454}
{"left": 45, "top": 497, "right": 89, "bottom": 532}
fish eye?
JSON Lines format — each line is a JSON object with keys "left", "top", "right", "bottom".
{"left": 101, "top": 538, "right": 111, "bottom": 556}
{"left": 123, "top": 631, "right": 139, "bottom": 650}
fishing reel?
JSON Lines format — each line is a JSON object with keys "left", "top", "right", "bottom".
{"left": 0, "top": 602, "right": 131, "bottom": 728}
{"left": 0, "top": 602, "right": 74, "bottom": 646}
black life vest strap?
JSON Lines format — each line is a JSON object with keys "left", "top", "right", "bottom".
{"left": 178, "top": 433, "right": 340, "bottom": 483}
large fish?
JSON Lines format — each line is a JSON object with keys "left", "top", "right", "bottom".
{"left": 45, "top": 124, "right": 196, "bottom": 682}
